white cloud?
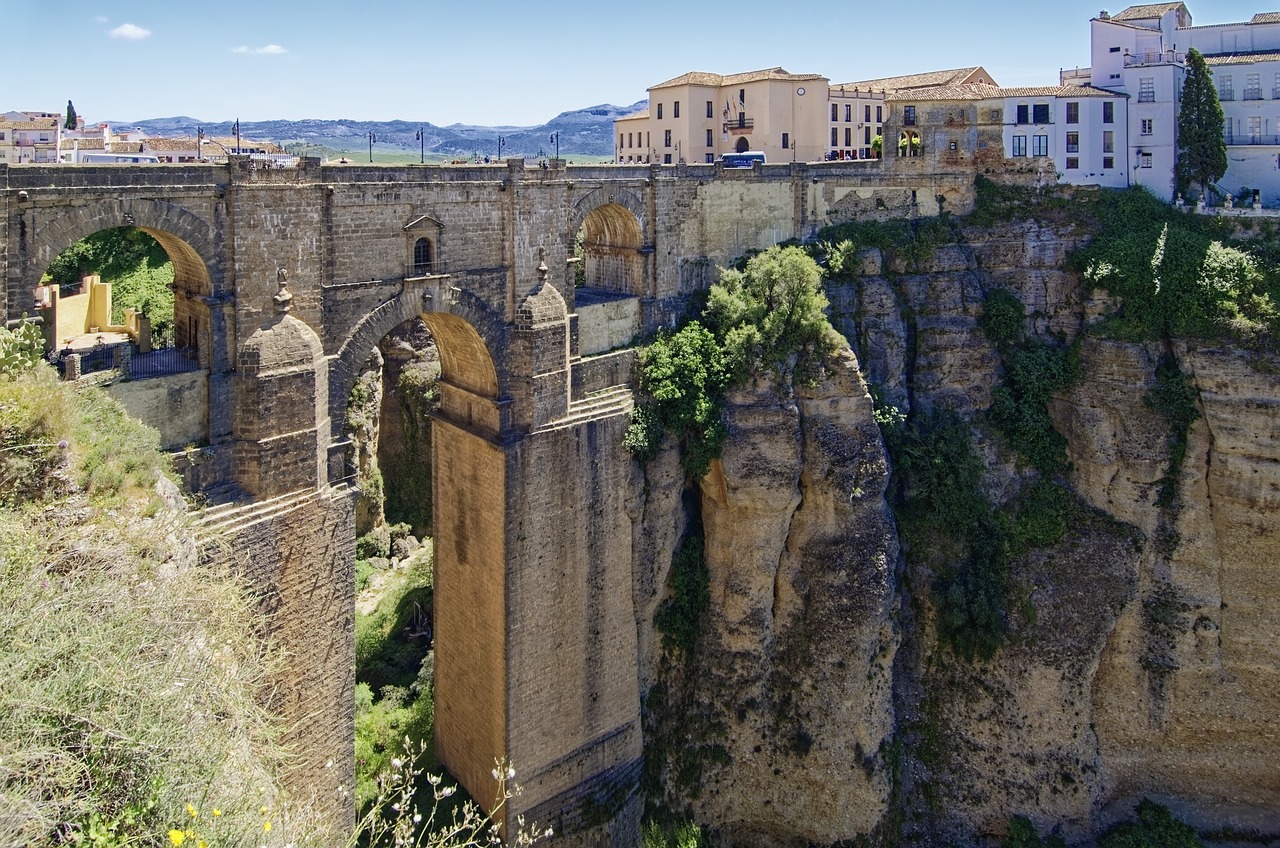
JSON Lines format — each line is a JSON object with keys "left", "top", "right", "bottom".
{"left": 109, "top": 23, "right": 151, "bottom": 40}
{"left": 232, "top": 44, "right": 288, "bottom": 55}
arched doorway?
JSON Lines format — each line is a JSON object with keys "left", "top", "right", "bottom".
{"left": 574, "top": 203, "right": 644, "bottom": 297}
{"left": 735, "top": 136, "right": 751, "bottom": 153}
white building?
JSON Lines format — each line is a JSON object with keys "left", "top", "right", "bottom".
{"left": 1069, "top": 3, "right": 1280, "bottom": 201}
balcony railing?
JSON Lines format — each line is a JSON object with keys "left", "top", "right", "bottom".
{"left": 1137, "top": 93, "right": 1156, "bottom": 102}
{"left": 1125, "top": 51, "right": 1184, "bottom": 67}
{"left": 404, "top": 261, "right": 443, "bottom": 278}
{"left": 726, "top": 116, "right": 754, "bottom": 133}
{"left": 1225, "top": 133, "right": 1280, "bottom": 146}
{"left": 1219, "top": 91, "right": 1235, "bottom": 101}
{"left": 1244, "top": 88, "right": 1264, "bottom": 101}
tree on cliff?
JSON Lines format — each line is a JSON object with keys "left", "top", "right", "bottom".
{"left": 1175, "top": 48, "right": 1227, "bottom": 199}
{"left": 64, "top": 100, "right": 77, "bottom": 130}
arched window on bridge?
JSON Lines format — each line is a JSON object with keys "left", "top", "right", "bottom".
{"left": 403, "top": 214, "right": 443, "bottom": 278}
{"left": 413, "top": 238, "right": 434, "bottom": 276}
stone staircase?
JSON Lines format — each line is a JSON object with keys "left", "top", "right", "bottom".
{"left": 542, "top": 385, "right": 634, "bottom": 433}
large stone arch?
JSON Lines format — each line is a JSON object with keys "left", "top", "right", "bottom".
{"left": 16, "top": 196, "right": 219, "bottom": 299}
{"left": 569, "top": 188, "right": 650, "bottom": 298}
{"left": 327, "top": 282, "right": 508, "bottom": 446}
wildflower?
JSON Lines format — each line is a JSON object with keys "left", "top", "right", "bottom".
{"left": 198, "top": 841, "right": 208, "bottom": 848}
{"left": 260, "top": 805, "right": 269, "bottom": 814}
{"left": 212, "top": 808, "right": 222, "bottom": 817}
{"left": 187, "top": 803, "right": 198, "bottom": 818}
{"left": 263, "top": 821, "right": 272, "bottom": 832}
{"left": 391, "top": 758, "right": 403, "bottom": 769}
{"left": 168, "top": 831, "right": 186, "bottom": 847}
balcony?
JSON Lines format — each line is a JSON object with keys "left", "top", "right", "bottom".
{"left": 1244, "top": 88, "right": 1264, "bottom": 101}
{"left": 1125, "top": 51, "right": 1184, "bottom": 67}
{"left": 1137, "top": 93, "right": 1156, "bottom": 102}
{"left": 1219, "top": 91, "right": 1235, "bottom": 101}
{"left": 404, "top": 261, "right": 444, "bottom": 278}
{"left": 1225, "top": 133, "right": 1280, "bottom": 146}
{"left": 726, "top": 115, "right": 754, "bottom": 134}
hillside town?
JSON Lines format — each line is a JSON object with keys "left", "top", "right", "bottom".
{"left": 616, "top": 2, "right": 1274, "bottom": 203}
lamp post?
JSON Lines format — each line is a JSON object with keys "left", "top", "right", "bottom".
{"left": 416, "top": 127, "right": 424, "bottom": 164}
{"left": 549, "top": 131, "right": 559, "bottom": 159}
{"left": 368, "top": 131, "right": 376, "bottom": 163}
{"left": 233, "top": 119, "right": 241, "bottom": 156}
{"left": 497, "top": 135, "right": 505, "bottom": 161}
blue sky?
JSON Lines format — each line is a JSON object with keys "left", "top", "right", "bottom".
{"left": 8, "top": 1, "right": 1267, "bottom": 127}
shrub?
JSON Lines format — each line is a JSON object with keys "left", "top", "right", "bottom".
{"left": 653, "top": 535, "right": 710, "bottom": 656}
{"left": 1098, "top": 798, "right": 1203, "bottom": 848}
{"left": 1003, "top": 815, "right": 1067, "bottom": 848}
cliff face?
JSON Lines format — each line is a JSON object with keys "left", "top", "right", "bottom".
{"left": 644, "top": 218, "right": 1280, "bottom": 843}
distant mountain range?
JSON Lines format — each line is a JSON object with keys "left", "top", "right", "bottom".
{"left": 107, "top": 102, "right": 647, "bottom": 159}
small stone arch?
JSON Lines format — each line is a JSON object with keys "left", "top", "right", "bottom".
{"left": 569, "top": 189, "right": 648, "bottom": 297}
{"left": 735, "top": 136, "right": 751, "bottom": 153}
{"left": 327, "top": 284, "right": 507, "bottom": 445}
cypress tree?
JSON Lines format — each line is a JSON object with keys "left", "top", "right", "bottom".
{"left": 65, "top": 100, "right": 78, "bottom": 131}
{"left": 1175, "top": 49, "right": 1227, "bottom": 199}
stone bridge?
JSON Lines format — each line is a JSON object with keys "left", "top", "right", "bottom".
{"left": 0, "top": 157, "right": 975, "bottom": 844}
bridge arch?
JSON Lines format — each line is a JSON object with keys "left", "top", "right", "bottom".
{"left": 327, "top": 284, "right": 508, "bottom": 446}
{"left": 570, "top": 188, "right": 649, "bottom": 297}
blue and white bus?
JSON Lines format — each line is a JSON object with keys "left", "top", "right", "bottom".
{"left": 720, "top": 151, "right": 766, "bottom": 168}
{"left": 78, "top": 152, "right": 161, "bottom": 164}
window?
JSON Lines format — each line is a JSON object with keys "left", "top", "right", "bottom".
{"left": 1103, "top": 156, "right": 1114, "bottom": 169}
{"left": 990, "top": 109, "right": 1002, "bottom": 123}
{"left": 706, "top": 128, "right": 713, "bottom": 147}
{"left": 707, "top": 100, "right": 713, "bottom": 118}
{"left": 664, "top": 130, "right": 671, "bottom": 147}
{"left": 673, "top": 101, "right": 680, "bottom": 118}
{"left": 657, "top": 103, "right": 663, "bottom": 119}
{"left": 1103, "top": 130, "right": 1114, "bottom": 153}
{"left": 845, "top": 104, "right": 852, "bottom": 122}
{"left": 845, "top": 127, "right": 852, "bottom": 147}
{"left": 1032, "top": 135, "right": 1048, "bottom": 156}
{"left": 1219, "top": 75, "right": 1233, "bottom": 101}
{"left": 1066, "top": 102, "right": 1079, "bottom": 123}
{"left": 619, "top": 134, "right": 623, "bottom": 149}
{"left": 1139, "top": 77, "right": 1154, "bottom": 102}
{"left": 1033, "top": 103, "right": 1050, "bottom": 124}
{"left": 1246, "top": 73, "right": 1262, "bottom": 100}
{"left": 706, "top": 153, "right": 715, "bottom": 163}
{"left": 1141, "top": 118, "right": 1153, "bottom": 135}
{"left": 832, "top": 103, "right": 838, "bottom": 121}
{"left": 1248, "top": 115, "right": 1262, "bottom": 143}
{"left": 1103, "top": 101, "right": 1114, "bottom": 123}
{"left": 903, "top": 105, "right": 917, "bottom": 126}
{"left": 1066, "top": 157, "right": 1079, "bottom": 169}
{"left": 739, "top": 89, "right": 745, "bottom": 105}
{"left": 663, "top": 153, "right": 672, "bottom": 164}
{"left": 413, "top": 238, "right": 433, "bottom": 274}
{"left": 782, "top": 132, "right": 790, "bottom": 149}
{"left": 876, "top": 105, "right": 882, "bottom": 122}
{"left": 865, "top": 126, "right": 872, "bottom": 144}
{"left": 1109, "top": 46, "right": 1121, "bottom": 53}
{"left": 832, "top": 127, "right": 838, "bottom": 146}
{"left": 1017, "top": 104, "right": 1030, "bottom": 124}
{"left": 1066, "top": 132, "right": 1079, "bottom": 153}
{"left": 865, "top": 105, "right": 871, "bottom": 122}
{"left": 1275, "top": 72, "right": 1280, "bottom": 99}
{"left": 1139, "top": 152, "right": 1152, "bottom": 168}
{"left": 1011, "top": 135, "right": 1027, "bottom": 157}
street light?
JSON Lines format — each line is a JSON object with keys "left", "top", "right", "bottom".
{"left": 368, "top": 131, "right": 377, "bottom": 163}
{"left": 549, "top": 131, "right": 559, "bottom": 159}
{"left": 416, "top": 127, "right": 424, "bottom": 164}
{"left": 497, "top": 135, "right": 505, "bottom": 160}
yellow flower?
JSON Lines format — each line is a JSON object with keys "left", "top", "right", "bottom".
{"left": 168, "top": 830, "right": 186, "bottom": 847}
{"left": 260, "top": 805, "right": 269, "bottom": 814}
{"left": 263, "top": 820, "right": 272, "bottom": 832}
{"left": 197, "top": 841, "right": 207, "bottom": 848}
{"left": 211, "top": 808, "right": 222, "bottom": 817}
{"left": 187, "top": 803, "right": 198, "bottom": 818}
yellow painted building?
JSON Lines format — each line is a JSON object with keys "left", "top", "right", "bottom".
{"left": 616, "top": 67, "right": 829, "bottom": 165}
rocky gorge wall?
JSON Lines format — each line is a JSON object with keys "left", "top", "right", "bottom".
{"left": 637, "top": 215, "right": 1280, "bottom": 845}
